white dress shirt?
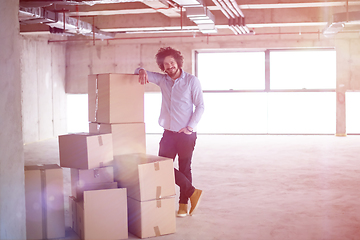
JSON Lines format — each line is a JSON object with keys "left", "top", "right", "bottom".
{"left": 135, "top": 68, "right": 205, "bottom": 132}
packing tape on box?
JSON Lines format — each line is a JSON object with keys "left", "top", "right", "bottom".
{"left": 154, "top": 162, "right": 160, "bottom": 171}
{"left": 40, "top": 169, "right": 48, "bottom": 239}
{"left": 156, "top": 199, "right": 161, "bottom": 208}
{"left": 156, "top": 186, "right": 161, "bottom": 199}
{"left": 98, "top": 136, "right": 103, "bottom": 146}
{"left": 154, "top": 226, "right": 161, "bottom": 237}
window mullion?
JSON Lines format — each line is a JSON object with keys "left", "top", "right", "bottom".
{"left": 265, "top": 49, "right": 270, "bottom": 92}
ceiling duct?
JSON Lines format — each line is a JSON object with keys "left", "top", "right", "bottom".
{"left": 19, "top": 6, "right": 115, "bottom": 39}
{"left": 184, "top": 2, "right": 217, "bottom": 34}
{"left": 185, "top": 6, "right": 217, "bottom": 33}
{"left": 172, "top": 0, "right": 203, "bottom": 7}
{"left": 186, "top": 6, "right": 214, "bottom": 24}
{"left": 19, "top": 7, "right": 57, "bottom": 24}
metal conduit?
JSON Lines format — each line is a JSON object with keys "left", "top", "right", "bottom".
{"left": 48, "top": 30, "right": 328, "bottom": 43}
{"left": 212, "top": 0, "right": 251, "bottom": 35}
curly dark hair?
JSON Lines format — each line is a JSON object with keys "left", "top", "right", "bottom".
{"left": 155, "top": 47, "right": 184, "bottom": 71}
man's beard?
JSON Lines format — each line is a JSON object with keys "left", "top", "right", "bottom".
{"left": 165, "top": 67, "right": 179, "bottom": 78}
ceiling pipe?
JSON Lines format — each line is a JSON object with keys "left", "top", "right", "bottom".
{"left": 212, "top": 0, "right": 230, "bottom": 18}
{"left": 218, "top": 0, "right": 235, "bottom": 18}
{"left": 223, "top": 0, "right": 239, "bottom": 17}
{"left": 228, "top": 18, "right": 239, "bottom": 34}
{"left": 213, "top": 0, "right": 251, "bottom": 35}
{"left": 213, "top": 0, "right": 239, "bottom": 34}
{"left": 48, "top": 30, "right": 334, "bottom": 43}
{"left": 230, "top": 0, "right": 244, "bottom": 17}
{"left": 224, "top": 0, "right": 250, "bottom": 33}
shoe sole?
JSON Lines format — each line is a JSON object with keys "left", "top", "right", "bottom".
{"left": 177, "top": 213, "right": 187, "bottom": 217}
{"left": 189, "top": 190, "right": 202, "bottom": 216}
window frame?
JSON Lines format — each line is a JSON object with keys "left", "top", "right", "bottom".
{"left": 195, "top": 48, "right": 336, "bottom": 94}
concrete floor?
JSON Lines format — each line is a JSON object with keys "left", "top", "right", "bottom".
{"left": 24, "top": 134, "right": 360, "bottom": 240}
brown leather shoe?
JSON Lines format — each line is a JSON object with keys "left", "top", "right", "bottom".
{"left": 189, "top": 189, "right": 202, "bottom": 216}
{"left": 177, "top": 203, "right": 188, "bottom": 217}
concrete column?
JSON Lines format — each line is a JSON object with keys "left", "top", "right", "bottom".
{"left": 0, "top": 1, "right": 26, "bottom": 239}
{"left": 336, "top": 90, "right": 346, "bottom": 136}
{"left": 335, "top": 40, "right": 350, "bottom": 136}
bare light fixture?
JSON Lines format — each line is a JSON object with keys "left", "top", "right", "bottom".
{"left": 323, "top": 22, "right": 345, "bottom": 37}
{"left": 323, "top": 8, "right": 360, "bottom": 37}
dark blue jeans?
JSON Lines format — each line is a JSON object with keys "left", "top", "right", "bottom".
{"left": 159, "top": 130, "right": 197, "bottom": 204}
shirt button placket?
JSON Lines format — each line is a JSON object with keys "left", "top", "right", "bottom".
{"left": 169, "top": 84, "right": 175, "bottom": 130}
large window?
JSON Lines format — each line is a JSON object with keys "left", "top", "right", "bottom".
{"left": 270, "top": 50, "right": 336, "bottom": 90}
{"left": 197, "top": 51, "right": 265, "bottom": 91}
{"left": 67, "top": 94, "right": 89, "bottom": 133}
{"left": 197, "top": 92, "right": 268, "bottom": 134}
{"left": 346, "top": 92, "right": 360, "bottom": 134}
{"left": 194, "top": 49, "right": 337, "bottom": 134}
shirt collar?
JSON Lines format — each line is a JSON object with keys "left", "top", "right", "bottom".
{"left": 166, "top": 69, "right": 184, "bottom": 82}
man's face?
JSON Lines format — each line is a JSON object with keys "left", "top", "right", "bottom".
{"left": 163, "top": 56, "right": 179, "bottom": 78}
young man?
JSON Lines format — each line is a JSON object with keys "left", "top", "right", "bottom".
{"left": 135, "top": 47, "right": 205, "bottom": 217}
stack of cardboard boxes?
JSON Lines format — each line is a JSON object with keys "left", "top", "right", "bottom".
{"left": 113, "top": 153, "right": 176, "bottom": 238}
{"left": 58, "top": 131, "right": 128, "bottom": 239}
{"left": 58, "top": 73, "right": 176, "bottom": 239}
{"left": 24, "top": 164, "right": 66, "bottom": 240}
{"left": 87, "top": 73, "right": 146, "bottom": 156}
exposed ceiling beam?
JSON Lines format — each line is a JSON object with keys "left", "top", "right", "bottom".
{"left": 237, "top": 1, "right": 360, "bottom": 9}
{"left": 89, "top": 7, "right": 339, "bottom": 29}
{"left": 18, "top": 0, "right": 360, "bottom": 37}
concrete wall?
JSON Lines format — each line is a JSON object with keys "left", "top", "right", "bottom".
{"left": 0, "top": 0, "right": 26, "bottom": 239}
{"left": 65, "top": 34, "right": 360, "bottom": 135}
{"left": 21, "top": 36, "right": 67, "bottom": 144}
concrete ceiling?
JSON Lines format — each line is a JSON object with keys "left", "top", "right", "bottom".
{"left": 18, "top": 0, "right": 360, "bottom": 38}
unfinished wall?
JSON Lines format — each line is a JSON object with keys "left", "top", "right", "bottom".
{"left": 21, "top": 36, "right": 67, "bottom": 144}
{"left": 0, "top": 0, "right": 26, "bottom": 239}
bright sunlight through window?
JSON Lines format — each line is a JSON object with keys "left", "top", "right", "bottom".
{"left": 67, "top": 94, "right": 89, "bottom": 133}
{"left": 270, "top": 50, "right": 336, "bottom": 89}
{"left": 194, "top": 49, "right": 337, "bottom": 134}
{"left": 197, "top": 51, "right": 265, "bottom": 91}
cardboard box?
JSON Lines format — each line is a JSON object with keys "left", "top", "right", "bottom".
{"left": 58, "top": 133, "right": 113, "bottom": 169}
{"left": 75, "top": 182, "right": 118, "bottom": 201}
{"left": 128, "top": 197, "right": 176, "bottom": 238}
{"left": 76, "top": 188, "right": 128, "bottom": 240}
{"left": 71, "top": 166, "right": 114, "bottom": 198}
{"left": 88, "top": 73, "right": 144, "bottom": 124}
{"left": 76, "top": 197, "right": 83, "bottom": 238}
{"left": 69, "top": 196, "right": 78, "bottom": 234}
{"left": 89, "top": 122, "right": 146, "bottom": 155}
{"left": 113, "top": 153, "right": 176, "bottom": 201}
{"left": 24, "top": 164, "right": 65, "bottom": 240}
